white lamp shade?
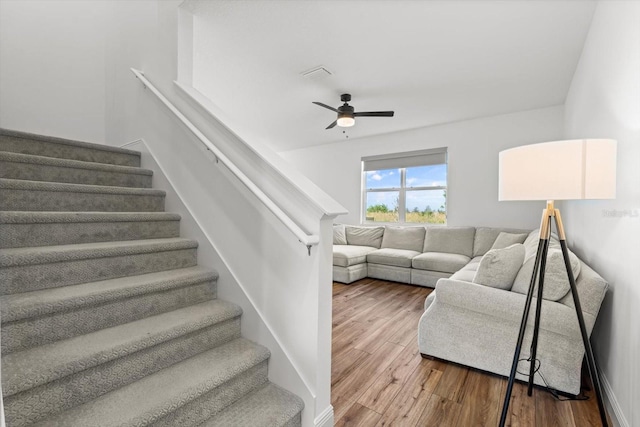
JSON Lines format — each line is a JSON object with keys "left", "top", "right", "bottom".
{"left": 499, "top": 139, "right": 617, "bottom": 201}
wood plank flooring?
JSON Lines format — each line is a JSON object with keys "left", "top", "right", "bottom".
{"left": 332, "top": 278, "right": 608, "bottom": 426}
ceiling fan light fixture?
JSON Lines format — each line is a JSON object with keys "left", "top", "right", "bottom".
{"left": 337, "top": 114, "right": 355, "bottom": 127}
{"left": 313, "top": 94, "right": 393, "bottom": 130}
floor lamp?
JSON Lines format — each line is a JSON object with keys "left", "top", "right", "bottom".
{"left": 497, "top": 139, "right": 617, "bottom": 427}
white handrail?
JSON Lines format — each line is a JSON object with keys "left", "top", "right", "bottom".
{"left": 130, "top": 68, "right": 319, "bottom": 253}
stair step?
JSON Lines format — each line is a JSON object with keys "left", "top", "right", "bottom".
{"left": 0, "top": 211, "right": 181, "bottom": 248}
{"left": 0, "top": 128, "right": 140, "bottom": 167}
{"left": 0, "top": 178, "right": 165, "bottom": 212}
{"left": 1, "top": 266, "right": 218, "bottom": 353}
{"left": 0, "top": 238, "right": 198, "bottom": 295}
{"left": 24, "top": 338, "right": 268, "bottom": 427}
{"left": 201, "top": 383, "right": 304, "bottom": 427}
{"left": 0, "top": 151, "right": 153, "bottom": 188}
{"left": 3, "top": 301, "right": 244, "bottom": 427}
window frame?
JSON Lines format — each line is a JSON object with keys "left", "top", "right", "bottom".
{"left": 361, "top": 148, "right": 448, "bottom": 225}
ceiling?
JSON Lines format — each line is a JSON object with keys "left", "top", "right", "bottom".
{"left": 184, "top": 0, "right": 596, "bottom": 153}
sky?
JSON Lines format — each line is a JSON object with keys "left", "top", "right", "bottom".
{"left": 366, "top": 165, "right": 447, "bottom": 212}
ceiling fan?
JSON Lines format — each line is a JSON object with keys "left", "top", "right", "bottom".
{"left": 313, "top": 94, "right": 394, "bottom": 130}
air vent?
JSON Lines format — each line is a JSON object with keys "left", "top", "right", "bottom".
{"left": 301, "top": 66, "right": 333, "bottom": 80}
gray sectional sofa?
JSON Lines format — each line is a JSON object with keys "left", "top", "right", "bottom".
{"left": 332, "top": 224, "right": 609, "bottom": 395}
{"left": 333, "top": 224, "right": 527, "bottom": 287}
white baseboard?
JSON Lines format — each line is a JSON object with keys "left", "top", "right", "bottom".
{"left": 314, "top": 405, "right": 333, "bottom": 427}
{"left": 601, "top": 371, "right": 628, "bottom": 427}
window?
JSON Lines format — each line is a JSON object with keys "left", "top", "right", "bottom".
{"left": 362, "top": 148, "right": 447, "bottom": 224}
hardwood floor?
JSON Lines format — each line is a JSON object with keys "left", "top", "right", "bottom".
{"left": 332, "top": 278, "right": 608, "bottom": 426}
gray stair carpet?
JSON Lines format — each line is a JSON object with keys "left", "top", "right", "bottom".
{"left": 0, "top": 128, "right": 303, "bottom": 427}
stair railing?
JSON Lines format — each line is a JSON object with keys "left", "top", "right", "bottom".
{"left": 131, "top": 68, "right": 319, "bottom": 254}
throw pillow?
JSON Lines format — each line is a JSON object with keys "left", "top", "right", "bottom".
{"left": 491, "top": 232, "right": 528, "bottom": 250}
{"left": 333, "top": 224, "right": 347, "bottom": 245}
{"left": 472, "top": 244, "right": 525, "bottom": 290}
{"left": 511, "top": 247, "right": 581, "bottom": 301}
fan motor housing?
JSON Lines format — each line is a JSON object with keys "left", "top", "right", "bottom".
{"left": 338, "top": 105, "right": 354, "bottom": 115}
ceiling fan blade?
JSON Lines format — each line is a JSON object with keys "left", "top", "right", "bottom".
{"left": 326, "top": 120, "right": 338, "bottom": 130}
{"left": 354, "top": 111, "right": 394, "bottom": 117}
{"left": 313, "top": 101, "right": 339, "bottom": 112}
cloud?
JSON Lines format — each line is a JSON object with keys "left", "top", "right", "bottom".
{"left": 370, "top": 173, "right": 382, "bottom": 181}
{"left": 406, "top": 178, "right": 417, "bottom": 185}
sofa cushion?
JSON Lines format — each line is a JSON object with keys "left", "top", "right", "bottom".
{"left": 423, "top": 226, "right": 475, "bottom": 258}
{"left": 333, "top": 245, "right": 377, "bottom": 267}
{"left": 345, "top": 226, "right": 384, "bottom": 248}
{"left": 460, "top": 256, "right": 483, "bottom": 271}
{"left": 450, "top": 256, "right": 482, "bottom": 280}
{"left": 511, "top": 246, "right": 581, "bottom": 301}
{"left": 381, "top": 226, "right": 426, "bottom": 252}
{"left": 472, "top": 244, "right": 525, "bottom": 290}
{"left": 472, "top": 227, "right": 530, "bottom": 257}
{"left": 490, "top": 232, "right": 528, "bottom": 250}
{"left": 333, "top": 224, "right": 347, "bottom": 245}
{"left": 450, "top": 269, "right": 476, "bottom": 282}
{"left": 412, "top": 252, "right": 471, "bottom": 274}
{"left": 367, "top": 248, "right": 421, "bottom": 268}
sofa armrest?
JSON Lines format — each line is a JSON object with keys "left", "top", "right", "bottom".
{"left": 433, "top": 279, "right": 596, "bottom": 338}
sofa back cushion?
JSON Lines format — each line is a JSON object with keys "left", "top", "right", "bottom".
{"left": 381, "top": 226, "right": 426, "bottom": 252}
{"left": 333, "top": 224, "right": 347, "bottom": 245}
{"left": 511, "top": 229, "right": 581, "bottom": 301}
{"left": 558, "top": 261, "right": 608, "bottom": 316}
{"left": 472, "top": 244, "right": 525, "bottom": 290}
{"left": 346, "top": 226, "right": 385, "bottom": 248}
{"left": 473, "top": 227, "right": 531, "bottom": 257}
{"left": 423, "top": 226, "right": 475, "bottom": 258}
{"left": 491, "top": 232, "right": 529, "bottom": 250}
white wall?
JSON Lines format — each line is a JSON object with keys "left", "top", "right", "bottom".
{"left": 562, "top": 2, "right": 640, "bottom": 426}
{"left": 280, "top": 106, "right": 564, "bottom": 230}
{"left": 103, "top": 2, "right": 340, "bottom": 426}
{"left": 0, "top": 0, "right": 108, "bottom": 143}
{"left": 0, "top": 1, "right": 340, "bottom": 425}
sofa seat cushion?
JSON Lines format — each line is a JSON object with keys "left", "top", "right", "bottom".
{"left": 333, "top": 245, "right": 377, "bottom": 267}
{"left": 449, "top": 269, "right": 476, "bottom": 282}
{"left": 449, "top": 256, "right": 482, "bottom": 281}
{"left": 412, "top": 252, "right": 471, "bottom": 273}
{"left": 367, "top": 248, "right": 421, "bottom": 268}
{"left": 460, "top": 256, "right": 483, "bottom": 271}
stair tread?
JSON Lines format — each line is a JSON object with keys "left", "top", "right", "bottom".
{"left": 0, "top": 129, "right": 303, "bottom": 425}
{"left": 0, "top": 128, "right": 141, "bottom": 157}
{"left": 29, "top": 337, "right": 268, "bottom": 427}
{"left": 1, "top": 266, "right": 218, "bottom": 323}
{"left": 0, "top": 237, "right": 198, "bottom": 267}
{"left": 0, "top": 211, "right": 181, "bottom": 224}
{"left": 2, "top": 300, "right": 243, "bottom": 396}
{"left": 0, "top": 177, "right": 164, "bottom": 195}
{"left": 0, "top": 151, "right": 153, "bottom": 175}
{"left": 200, "top": 383, "right": 303, "bottom": 427}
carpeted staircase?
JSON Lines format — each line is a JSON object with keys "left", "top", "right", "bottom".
{"left": 0, "top": 129, "right": 304, "bottom": 427}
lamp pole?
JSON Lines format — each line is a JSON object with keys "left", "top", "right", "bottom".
{"left": 498, "top": 202, "right": 609, "bottom": 427}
